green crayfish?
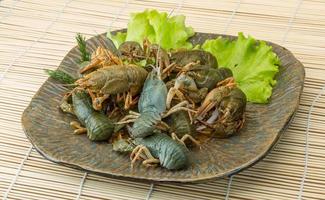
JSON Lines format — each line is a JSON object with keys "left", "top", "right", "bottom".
{"left": 129, "top": 71, "right": 168, "bottom": 138}
{"left": 113, "top": 131, "right": 191, "bottom": 170}
{"left": 117, "top": 71, "right": 195, "bottom": 138}
{"left": 62, "top": 90, "right": 115, "bottom": 141}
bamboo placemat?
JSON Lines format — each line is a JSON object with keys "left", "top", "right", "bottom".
{"left": 0, "top": 0, "right": 324, "bottom": 199}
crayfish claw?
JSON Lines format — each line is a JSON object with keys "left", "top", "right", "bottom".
{"left": 196, "top": 101, "right": 216, "bottom": 118}
{"left": 80, "top": 47, "right": 121, "bottom": 74}
{"left": 79, "top": 58, "right": 100, "bottom": 73}
{"left": 217, "top": 77, "right": 236, "bottom": 88}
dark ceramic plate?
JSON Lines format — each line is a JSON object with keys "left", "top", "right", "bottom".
{"left": 21, "top": 31, "right": 305, "bottom": 183}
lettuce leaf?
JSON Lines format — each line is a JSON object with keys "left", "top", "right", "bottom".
{"left": 107, "top": 32, "right": 126, "bottom": 49}
{"left": 107, "top": 9, "right": 194, "bottom": 50}
{"left": 202, "top": 33, "right": 280, "bottom": 103}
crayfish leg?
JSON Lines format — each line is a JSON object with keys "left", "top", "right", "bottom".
{"left": 130, "top": 145, "right": 159, "bottom": 169}
{"left": 115, "top": 111, "right": 140, "bottom": 125}
{"left": 162, "top": 63, "right": 176, "bottom": 78}
{"left": 176, "top": 61, "right": 200, "bottom": 76}
{"left": 237, "top": 116, "right": 245, "bottom": 130}
{"left": 124, "top": 92, "right": 138, "bottom": 110}
{"left": 70, "top": 121, "right": 87, "bottom": 135}
{"left": 166, "top": 87, "right": 185, "bottom": 109}
{"left": 142, "top": 158, "right": 160, "bottom": 168}
{"left": 155, "top": 121, "right": 170, "bottom": 131}
{"left": 171, "top": 132, "right": 200, "bottom": 148}
{"left": 163, "top": 100, "right": 196, "bottom": 118}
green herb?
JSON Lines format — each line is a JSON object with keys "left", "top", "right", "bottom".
{"left": 44, "top": 69, "right": 76, "bottom": 84}
{"left": 107, "top": 9, "right": 194, "bottom": 50}
{"left": 202, "top": 33, "right": 280, "bottom": 103}
{"left": 76, "top": 33, "right": 90, "bottom": 62}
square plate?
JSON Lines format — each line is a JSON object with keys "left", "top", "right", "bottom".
{"left": 21, "top": 31, "right": 305, "bottom": 183}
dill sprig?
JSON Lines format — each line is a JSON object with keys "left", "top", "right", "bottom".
{"left": 76, "top": 33, "right": 90, "bottom": 62}
{"left": 44, "top": 69, "right": 76, "bottom": 84}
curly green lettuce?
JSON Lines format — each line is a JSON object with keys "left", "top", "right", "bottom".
{"left": 107, "top": 9, "right": 194, "bottom": 50}
{"left": 202, "top": 33, "right": 280, "bottom": 103}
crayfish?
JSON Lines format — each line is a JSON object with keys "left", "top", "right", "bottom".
{"left": 61, "top": 90, "right": 115, "bottom": 141}
{"left": 166, "top": 73, "right": 208, "bottom": 109}
{"left": 117, "top": 70, "right": 196, "bottom": 138}
{"left": 166, "top": 50, "right": 233, "bottom": 110}
{"left": 118, "top": 41, "right": 144, "bottom": 63}
{"left": 113, "top": 131, "right": 199, "bottom": 170}
{"left": 164, "top": 110, "right": 197, "bottom": 142}
{"left": 170, "top": 49, "right": 218, "bottom": 69}
{"left": 76, "top": 65, "right": 148, "bottom": 110}
{"left": 196, "top": 78, "right": 247, "bottom": 138}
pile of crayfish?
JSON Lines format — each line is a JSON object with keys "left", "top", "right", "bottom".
{"left": 60, "top": 39, "right": 247, "bottom": 170}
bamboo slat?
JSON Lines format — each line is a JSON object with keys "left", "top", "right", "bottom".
{"left": 0, "top": 0, "right": 324, "bottom": 199}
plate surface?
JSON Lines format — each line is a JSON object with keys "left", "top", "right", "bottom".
{"left": 21, "top": 31, "right": 305, "bottom": 183}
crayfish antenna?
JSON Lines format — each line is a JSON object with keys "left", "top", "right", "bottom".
{"left": 155, "top": 51, "right": 162, "bottom": 79}
{"left": 147, "top": 64, "right": 162, "bottom": 80}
